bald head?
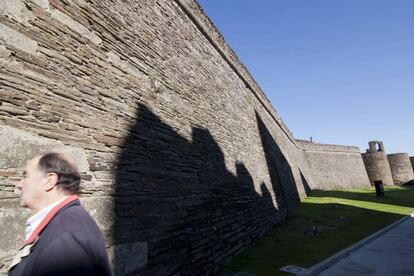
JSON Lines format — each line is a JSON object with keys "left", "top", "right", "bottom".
{"left": 37, "top": 153, "right": 81, "bottom": 195}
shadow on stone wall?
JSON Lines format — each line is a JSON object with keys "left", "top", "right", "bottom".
{"left": 300, "top": 170, "right": 312, "bottom": 196}
{"left": 255, "top": 112, "right": 301, "bottom": 211}
{"left": 113, "top": 104, "right": 289, "bottom": 275}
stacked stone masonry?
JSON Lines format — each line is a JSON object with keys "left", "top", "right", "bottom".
{"left": 362, "top": 152, "right": 394, "bottom": 186}
{"left": 0, "top": 0, "right": 373, "bottom": 274}
{"left": 297, "top": 140, "right": 370, "bottom": 190}
{"left": 361, "top": 141, "right": 414, "bottom": 186}
{"left": 0, "top": 0, "right": 307, "bottom": 274}
{"left": 411, "top": 157, "right": 414, "bottom": 174}
{"left": 387, "top": 153, "right": 414, "bottom": 185}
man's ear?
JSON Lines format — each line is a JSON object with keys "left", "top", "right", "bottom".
{"left": 44, "top": 172, "right": 58, "bottom": 191}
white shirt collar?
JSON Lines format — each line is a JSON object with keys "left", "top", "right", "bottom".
{"left": 24, "top": 196, "right": 69, "bottom": 240}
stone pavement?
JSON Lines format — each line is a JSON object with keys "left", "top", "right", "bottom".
{"left": 301, "top": 213, "right": 414, "bottom": 276}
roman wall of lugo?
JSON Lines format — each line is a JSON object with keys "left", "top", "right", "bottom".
{"left": 387, "top": 153, "right": 414, "bottom": 185}
{"left": 411, "top": 157, "right": 414, "bottom": 174}
{"left": 362, "top": 141, "right": 414, "bottom": 186}
{"left": 0, "top": 0, "right": 390, "bottom": 274}
{"left": 362, "top": 141, "right": 394, "bottom": 186}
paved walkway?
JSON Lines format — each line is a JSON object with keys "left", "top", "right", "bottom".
{"left": 303, "top": 214, "right": 414, "bottom": 276}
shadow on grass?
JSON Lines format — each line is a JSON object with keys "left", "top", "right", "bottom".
{"left": 225, "top": 188, "right": 414, "bottom": 276}
{"left": 310, "top": 186, "right": 414, "bottom": 209}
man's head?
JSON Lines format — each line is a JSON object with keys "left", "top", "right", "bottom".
{"left": 16, "top": 153, "right": 81, "bottom": 212}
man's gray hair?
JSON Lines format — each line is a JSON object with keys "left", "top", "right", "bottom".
{"left": 38, "top": 153, "right": 81, "bottom": 194}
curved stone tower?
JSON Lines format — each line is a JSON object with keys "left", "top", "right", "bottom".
{"left": 361, "top": 141, "right": 393, "bottom": 186}
{"left": 387, "top": 153, "right": 414, "bottom": 185}
{"left": 411, "top": 157, "right": 414, "bottom": 174}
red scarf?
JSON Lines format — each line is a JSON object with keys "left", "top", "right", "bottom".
{"left": 24, "top": 195, "right": 79, "bottom": 245}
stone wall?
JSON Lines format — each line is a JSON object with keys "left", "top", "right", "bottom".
{"left": 411, "top": 157, "right": 414, "bottom": 174}
{"left": 0, "top": 0, "right": 309, "bottom": 274}
{"left": 297, "top": 140, "right": 371, "bottom": 190}
{"left": 387, "top": 153, "right": 414, "bottom": 185}
{"left": 362, "top": 151, "right": 394, "bottom": 186}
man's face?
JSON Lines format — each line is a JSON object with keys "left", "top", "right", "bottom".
{"left": 15, "top": 157, "right": 48, "bottom": 212}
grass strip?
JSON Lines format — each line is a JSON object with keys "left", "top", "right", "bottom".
{"left": 225, "top": 186, "right": 414, "bottom": 275}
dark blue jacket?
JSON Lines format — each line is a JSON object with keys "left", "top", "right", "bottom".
{"left": 9, "top": 200, "right": 111, "bottom": 276}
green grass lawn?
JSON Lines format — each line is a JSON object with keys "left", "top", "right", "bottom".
{"left": 225, "top": 186, "right": 414, "bottom": 276}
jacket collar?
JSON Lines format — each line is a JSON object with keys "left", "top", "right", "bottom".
{"left": 24, "top": 195, "right": 79, "bottom": 245}
{"left": 9, "top": 195, "right": 80, "bottom": 271}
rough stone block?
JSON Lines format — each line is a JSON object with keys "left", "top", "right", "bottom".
{"left": 0, "top": 125, "right": 89, "bottom": 172}
{"left": 109, "top": 241, "right": 148, "bottom": 275}
{"left": 0, "top": 0, "right": 35, "bottom": 25}
{"left": 50, "top": 9, "right": 102, "bottom": 45}
{"left": 0, "top": 23, "right": 38, "bottom": 55}
{"left": 0, "top": 199, "right": 30, "bottom": 260}
{"left": 80, "top": 196, "right": 114, "bottom": 235}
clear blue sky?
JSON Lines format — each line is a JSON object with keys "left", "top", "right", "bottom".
{"left": 197, "top": 0, "right": 414, "bottom": 156}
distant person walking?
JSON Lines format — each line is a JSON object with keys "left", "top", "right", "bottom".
{"left": 9, "top": 153, "right": 111, "bottom": 275}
